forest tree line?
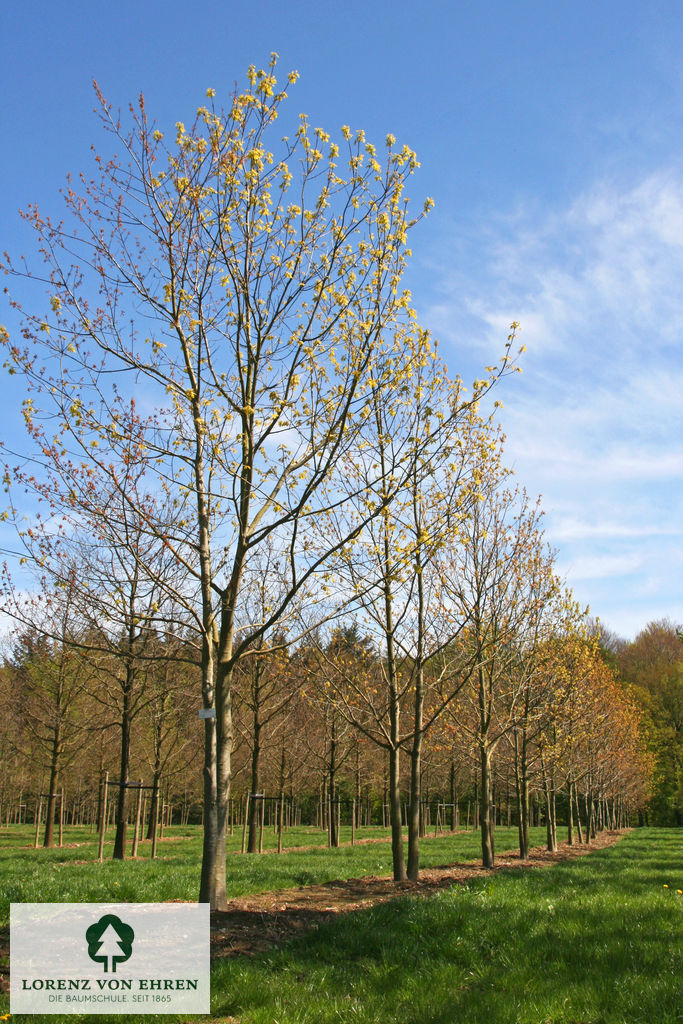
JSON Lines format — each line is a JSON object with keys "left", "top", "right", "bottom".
{"left": 0, "top": 591, "right": 666, "bottom": 862}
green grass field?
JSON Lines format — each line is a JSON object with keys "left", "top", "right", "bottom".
{"left": 0, "top": 823, "right": 547, "bottom": 926}
{"left": 1, "top": 826, "right": 681, "bottom": 1023}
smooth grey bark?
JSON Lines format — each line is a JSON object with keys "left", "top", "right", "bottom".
{"left": 328, "top": 713, "right": 339, "bottom": 848}
{"left": 146, "top": 696, "right": 165, "bottom": 841}
{"left": 193, "top": 394, "right": 219, "bottom": 908}
{"left": 406, "top": 505, "right": 426, "bottom": 883}
{"left": 541, "top": 753, "right": 557, "bottom": 853}
{"left": 514, "top": 727, "right": 530, "bottom": 860}
{"left": 43, "top": 718, "right": 62, "bottom": 849}
{"left": 388, "top": 745, "right": 405, "bottom": 879}
{"left": 450, "top": 763, "right": 457, "bottom": 831}
{"left": 382, "top": 509, "right": 407, "bottom": 882}
{"left": 574, "top": 783, "right": 584, "bottom": 844}
{"left": 247, "top": 712, "right": 262, "bottom": 854}
{"left": 113, "top": 662, "right": 134, "bottom": 860}
{"left": 407, "top": 738, "right": 422, "bottom": 880}
{"left": 213, "top": 647, "right": 235, "bottom": 911}
{"left": 480, "top": 744, "right": 495, "bottom": 868}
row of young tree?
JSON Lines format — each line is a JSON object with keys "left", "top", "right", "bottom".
{"left": 0, "top": 58, "right": 656, "bottom": 907}
{"left": 0, "top": 458, "right": 653, "bottom": 879}
{"left": 0, "top": 603, "right": 651, "bottom": 860}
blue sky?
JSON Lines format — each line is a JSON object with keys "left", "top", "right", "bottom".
{"left": 1, "top": 0, "right": 681, "bottom": 639}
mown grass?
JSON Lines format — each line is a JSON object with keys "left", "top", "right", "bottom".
{"left": 216, "top": 829, "right": 683, "bottom": 1024}
{"left": 0, "top": 823, "right": 545, "bottom": 927}
{"left": 2, "top": 828, "right": 680, "bottom": 1023}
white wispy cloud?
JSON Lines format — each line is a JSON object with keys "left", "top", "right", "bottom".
{"left": 561, "top": 552, "right": 644, "bottom": 582}
{"left": 550, "top": 517, "right": 682, "bottom": 543}
{"left": 421, "top": 171, "right": 683, "bottom": 637}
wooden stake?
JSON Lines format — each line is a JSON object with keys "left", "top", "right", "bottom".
{"left": 151, "top": 789, "right": 159, "bottom": 860}
{"left": 34, "top": 795, "right": 43, "bottom": 849}
{"left": 131, "top": 780, "right": 142, "bottom": 858}
{"left": 327, "top": 795, "right": 332, "bottom": 848}
{"left": 277, "top": 795, "right": 284, "bottom": 854}
{"left": 241, "top": 794, "right": 249, "bottom": 854}
{"left": 98, "top": 772, "right": 108, "bottom": 863}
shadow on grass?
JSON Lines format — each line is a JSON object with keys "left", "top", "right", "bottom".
{"left": 212, "top": 829, "right": 682, "bottom": 1024}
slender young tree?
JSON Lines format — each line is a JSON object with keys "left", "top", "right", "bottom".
{"left": 444, "top": 476, "right": 556, "bottom": 869}
{"left": 314, "top": 342, "right": 513, "bottom": 879}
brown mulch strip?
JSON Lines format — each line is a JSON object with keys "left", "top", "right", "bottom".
{"left": 211, "top": 829, "right": 627, "bottom": 959}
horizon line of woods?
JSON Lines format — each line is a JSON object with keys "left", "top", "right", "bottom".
{"left": 0, "top": 58, "right": 678, "bottom": 909}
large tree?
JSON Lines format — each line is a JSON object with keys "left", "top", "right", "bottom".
{"left": 1, "top": 57, "right": 469, "bottom": 906}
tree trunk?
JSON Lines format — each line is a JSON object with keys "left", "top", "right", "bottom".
{"left": 407, "top": 744, "right": 421, "bottom": 881}
{"left": 543, "top": 752, "right": 557, "bottom": 853}
{"left": 146, "top": 707, "right": 164, "bottom": 840}
{"left": 328, "top": 714, "right": 338, "bottom": 848}
{"left": 545, "top": 780, "right": 557, "bottom": 853}
{"left": 407, "top": 651, "right": 425, "bottom": 879}
{"left": 113, "top": 670, "right": 134, "bottom": 860}
{"left": 381, "top": 495, "right": 407, "bottom": 882}
{"left": 199, "top": 705, "right": 218, "bottom": 907}
{"left": 551, "top": 783, "right": 557, "bottom": 851}
{"left": 480, "top": 745, "right": 495, "bottom": 868}
{"left": 43, "top": 720, "right": 62, "bottom": 849}
{"left": 540, "top": 751, "right": 556, "bottom": 853}
{"left": 212, "top": 652, "right": 234, "bottom": 911}
{"left": 407, "top": 534, "right": 425, "bottom": 884}
{"left": 474, "top": 777, "right": 479, "bottom": 830}
{"left": 247, "top": 717, "right": 261, "bottom": 853}
{"left": 388, "top": 747, "right": 406, "bottom": 881}
{"left": 514, "top": 728, "right": 529, "bottom": 860}
{"left": 574, "top": 783, "right": 584, "bottom": 844}
{"left": 355, "top": 743, "right": 362, "bottom": 830}
{"left": 146, "top": 773, "right": 161, "bottom": 841}
{"left": 193, "top": 406, "right": 219, "bottom": 908}
{"left": 450, "top": 763, "right": 457, "bottom": 831}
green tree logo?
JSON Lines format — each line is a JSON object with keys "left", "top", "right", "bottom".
{"left": 86, "top": 914, "right": 135, "bottom": 973}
